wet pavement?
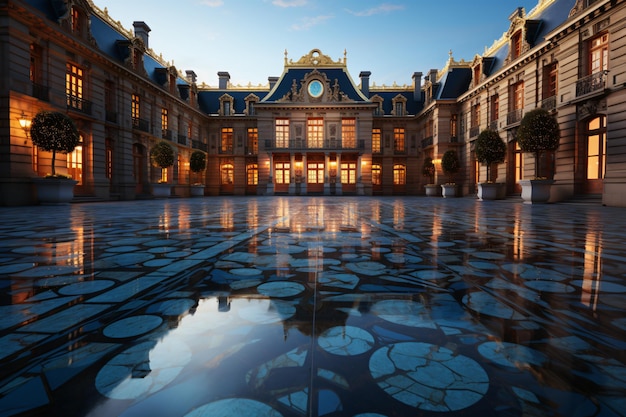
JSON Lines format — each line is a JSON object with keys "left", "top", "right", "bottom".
{"left": 0, "top": 196, "right": 625, "bottom": 417}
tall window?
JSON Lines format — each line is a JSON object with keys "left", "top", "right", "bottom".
{"left": 275, "top": 162, "right": 290, "bottom": 184}
{"left": 372, "top": 128, "right": 381, "bottom": 153}
{"left": 450, "top": 115, "right": 458, "bottom": 140}
{"left": 275, "top": 118, "right": 289, "bottom": 148}
{"left": 66, "top": 63, "right": 84, "bottom": 110}
{"left": 473, "top": 64, "right": 482, "bottom": 87}
{"left": 221, "top": 163, "right": 234, "bottom": 184}
{"left": 543, "top": 63, "right": 558, "bottom": 98}
{"left": 307, "top": 118, "right": 324, "bottom": 148}
{"left": 71, "top": 7, "right": 84, "bottom": 37}
{"left": 513, "top": 81, "right": 524, "bottom": 110}
{"left": 395, "top": 102, "right": 404, "bottom": 116}
{"left": 372, "top": 164, "right": 381, "bottom": 185}
{"left": 511, "top": 30, "right": 523, "bottom": 60}
{"left": 341, "top": 162, "right": 357, "bottom": 184}
{"left": 308, "top": 162, "right": 324, "bottom": 184}
{"left": 590, "top": 33, "right": 609, "bottom": 74}
{"left": 67, "top": 134, "right": 83, "bottom": 185}
{"left": 30, "top": 44, "right": 42, "bottom": 84}
{"left": 342, "top": 118, "right": 356, "bottom": 148}
{"left": 471, "top": 103, "right": 481, "bottom": 128}
{"left": 515, "top": 141, "right": 524, "bottom": 182}
{"left": 393, "top": 164, "right": 406, "bottom": 185}
{"left": 247, "top": 128, "right": 258, "bottom": 154}
{"left": 587, "top": 116, "right": 607, "bottom": 180}
{"left": 161, "top": 108, "right": 168, "bottom": 138}
{"left": 221, "top": 127, "right": 233, "bottom": 153}
{"left": 247, "top": 163, "right": 258, "bottom": 185}
{"left": 490, "top": 95, "right": 499, "bottom": 124}
{"left": 393, "top": 128, "right": 405, "bottom": 152}
{"left": 131, "top": 94, "right": 140, "bottom": 120}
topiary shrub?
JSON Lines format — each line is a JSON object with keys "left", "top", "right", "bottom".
{"left": 189, "top": 150, "right": 206, "bottom": 184}
{"left": 422, "top": 156, "right": 435, "bottom": 184}
{"left": 517, "top": 108, "right": 560, "bottom": 178}
{"left": 150, "top": 141, "right": 175, "bottom": 175}
{"left": 441, "top": 150, "right": 460, "bottom": 184}
{"left": 475, "top": 129, "right": 506, "bottom": 182}
{"left": 30, "top": 111, "right": 80, "bottom": 177}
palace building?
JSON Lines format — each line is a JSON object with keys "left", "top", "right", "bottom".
{"left": 3, "top": 0, "right": 626, "bottom": 206}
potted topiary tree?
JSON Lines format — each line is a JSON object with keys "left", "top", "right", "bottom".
{"left": 150, "top": 140, "right": 175, "bottom": 198}
{"left": 474, "top": 129, "right": 507, "bottom": 200}
{"left": 422, "top": 156, "right": 438, "bottom": 196}
{"left": 30, "top": 110, "right": 80, "bottom": 204}
{"left": 189, "top": 150, "right": 206, "bottom": 197}
{"left": 516, "top": 108, "right": 560, "bottom": 203}
{"left": 440, "top": 150, "right": 460, "bottom": 198}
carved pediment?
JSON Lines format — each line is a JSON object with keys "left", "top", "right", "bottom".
{"left": 277, "top": 69, "right": 354, "bottom": 103}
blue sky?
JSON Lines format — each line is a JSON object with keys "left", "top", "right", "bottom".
{"left": 96, "top": 0, "right": 540, "bottom": 87}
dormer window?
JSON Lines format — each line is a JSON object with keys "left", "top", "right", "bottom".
{"left": 371, "top": 95, "right": 384, "bottom": 116}
{"left": 392, "top": 95, "right": 407, "bottom": 116}
{"left": 511, "top": 30, "right": 523, "bottom": 60}
{"left": 473, "top": 64, "right": 482, "bottom": 87}
{"left": 219, "top": 94, "right": 234, "bottom": 116}
{"left": 244, "top": 94, "right": 259, "bottom": 116}
{"left": 71, "top": 6, "right": 86, "bottom": 38}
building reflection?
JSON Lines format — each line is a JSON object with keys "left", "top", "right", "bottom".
{"left": 581, "top": 229, "right": 602, "bottom": 310}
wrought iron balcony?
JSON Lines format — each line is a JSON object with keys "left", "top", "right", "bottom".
{"left": 506, "top": 109, "right": 523, "bottom": 126}
{"left": 421, "top": 136, "right": 433, "bottom": 149}
{"left": 263, "top": 138, "right": 364, "bottom": 150}
{"left": 32, "top": 83, "right": 49, "bottom": 102}
{"left": 541, "top": 95, "right": 557, "bottom": 111}
{"left": 162, "top": 129, "right": 173, "bottom": 140}
{"left": 177, "top": 134, "right": 187, "bottom": 145}
{"left": 132, "top": 117, "right": 150, "bottom": 133}
{"left": 67, "top": 95, "right": 92, "bottom": 115}
{"left": 469, "top": 125, "right": 480, "bottom": 138}
{"left": 576, "top": 71, "right": 607, "bottom": 98}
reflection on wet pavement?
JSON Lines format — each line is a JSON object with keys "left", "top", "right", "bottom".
{"left": 0, "top": 196, "right": 625, "bottom": 416}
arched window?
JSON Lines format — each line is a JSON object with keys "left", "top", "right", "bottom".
{"left": 372, "top": 164, "right": 381, "bottom": 185}
{"left": 247, "top": 163, "right": 258, "bottom": 185}
{"left": 221, "top": 163, "right": 234, "bottom": 184}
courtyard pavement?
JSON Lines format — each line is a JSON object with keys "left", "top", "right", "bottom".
{"left": 0, "top": 196, "right": 625, "bottom": 417}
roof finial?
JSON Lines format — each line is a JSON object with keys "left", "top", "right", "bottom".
{"left": 284, "top": 49, "right": 288, "bottom": 65}
{"left": 344, "top": 49, "right": 347, "bottom": 64}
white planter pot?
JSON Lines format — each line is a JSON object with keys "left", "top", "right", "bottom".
{"left": 151, "top": 183, "right": 172, "bottom": 198}
{"left": 190, "top": 185, "right": 205, "bottom": 197}
{"left": 519, "top": 179, "right": 554, "bottom": 204}
{"left": 33, "top": 177, "right": 78, "bottom": 205}
{"left": 477, "top": 183, "right": 499, "bottom": 201}
{"left": 441, "top": 184, "right": 456, "bottom": 198}
{"left": 424, "top": 184, "right": 438, "bottom": 196}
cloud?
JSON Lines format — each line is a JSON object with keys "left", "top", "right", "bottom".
{"left": 346, "top": 3, "right": 404, "bottom": 17}
{"left": 273, "top": 0, "right": 307, "bottom": 7}
{"left": 290, "top": 14, "right": 333, "bottom": 31}
{"left": 199, "top": 0, "right": 224, "bottom": 6}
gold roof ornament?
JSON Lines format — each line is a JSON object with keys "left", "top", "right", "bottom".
{"left": 286, "top": 49, "right": 347, "bottom": 68}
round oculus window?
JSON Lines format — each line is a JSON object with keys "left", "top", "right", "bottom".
{"left": 308, "top": 80, "right": 324, "bottom": 98}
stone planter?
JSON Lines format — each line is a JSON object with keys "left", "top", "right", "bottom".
{"left": 151, "top": 183, "right": 172, "bottom": 198}
{"left": 477, "top": 183, "right": 500, "bottom": 201}
{"left": 424, "top": 184, "right": 438, "bottom": 196}
{"left": 519, "top": 179, "right": 554, "bottom": 204}
{"left": 441, "top": 184, "right": 457, "bottom": 198}
{"left": 33, "top": 177, "right": 78, "bottom": 205}
{"left": 190, "top": 184, "right": 205, "bottom": 197}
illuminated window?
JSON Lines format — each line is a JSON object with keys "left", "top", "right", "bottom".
{"left": 275, "top": 162, "right": 290, "bottom": 184}
{"left": 393, "top": 128, "right": 405, "bottom": 152}
{"left": 221, "top": 127, "right": 233, "bottom": 153}
{"left": 587, "top": 116, "right": 606, "bottom": 180}
{"left": 247, "top": 163, "right": 258, "bottom": 185}
{"left": 67, "top": 135, "right": 83, "bottom": 185}
{"left": 105, "top": 138, "right": 113, "bottom": 180}
{"left": 131, "top": 94, "right": 140, "bottom": 120}
{"left": 341, "top": 162, "right": 356, "bottom": 184}
{"left": 372, "top": 164, "right": 381, "bottom": 185}
{"left": 307, "top": 118, "right": 324, "bottom": 148}
{"left": 515, "top": 141, "right": 524, "bottom": 182}
{"left": 71, "top": 7, "right": 84, "bottom": 36}
{"left": 450, "top": 115, "right": 458, "bottom": 139}
{"left": 161, "top": 108, "right": 168, "bottom": 137}
{"left": 372, "top": 128, "right": 381, "bottom": 153}
{"left": 275, "top": 118, "right": 289, "bottom": 148}
{"left": 393, "top": 164, "right": 406, "bottom": 185}
{"left": 66, "top": 63, "right": 84, "bottom": 110}
{"left": 308, "top": 162, "right": 324, "bottom": 183}
{"left": 342, "top": 118, "right": 356, "bottom": 148}
{"left": 221, "top": 163, "right": 234, "bottom": 184}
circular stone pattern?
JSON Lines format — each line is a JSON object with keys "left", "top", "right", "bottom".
{"left": 103, "top": 315, "right": 163, "bottom": 339}
{"left": 369, "top": 342, "right": 489, "bottom": 412}
{"left": 184, "top": 398, "right": 283, "bottom": 417}
{"left": 58, "top": 279, "right": 115, "bottom": 296}
{"left": 477, "top": 341, "right": 547, "bottom": 368}
{"left": 257, "top": 281, "right": 305, "bottom": 298}
{"left": 318, "top": 326, "right": 375, "bottom": 356}
{"left": 371, "top": 299, "right": 437, "bottom": 329}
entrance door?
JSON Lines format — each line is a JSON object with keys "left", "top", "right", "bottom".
{"left": 507, "top": 141, "right": 523, "bottom": 195}
{"left": 341, "top": 161, "right": 357, "bottom": 194}
{"left": 584, "top": 115, "right": 606, "bottom": 194}
{"left": 274, "top": 161, "right": 290, "bottom": 194}
{"left": 67, "top": 143, "right": 83, "bottom": 192}
{"left": 307, "top": 161, "right": 324, "bottom": 193}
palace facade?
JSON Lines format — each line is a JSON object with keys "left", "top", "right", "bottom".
{"left": 2, "top": 0, "right": 626, "bottom": 205}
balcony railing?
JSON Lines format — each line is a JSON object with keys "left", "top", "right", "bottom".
{"left": 177, "top": 134, "right": 187, "bottom": 145}
{"left": 541, "top": 95, "right": 557, "bottom": 111}
{"left": 421, "top": 136, "right": 433, "bottom": 148}
{"left": 506, "top": 109, "right": 523, "bottom": 126}
{"left": 469, "top": 125, "right": 480, "bottom": 138}
{"left": 132, "top": 117, "right": 150, "bottom": 133}
{"left": 67, "top": 95, "right": 92, "bottom": 115}
{"left": 576, "top": 71, "right": 607, "bottom": 97}
{"left": 162, "top": 129, "right": 173, "bottom": 140}
{"left": 489, "top": 120, "right": 498, "bottom": 131}
{"left": 105, "top": 111, "right": 118, "bottom": 124}
{"left": 264, "top": 139, "right": 365, "bottom": 150}
{"left": 192, "top": 140, "right": 208, "bottom": 151}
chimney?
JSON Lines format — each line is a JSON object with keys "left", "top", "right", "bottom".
{"left": 186, "top": 70, "right": 197, "bottom": 84}
{"left": 218, "top": 71, "right": 230, "bottom": 89}
{"left": 268, "top": 76, "right": 279, "bottom": 90}
{"left": 428, "top": 69, "right": 438, "bottom": 83}
{"left": 412, "top": 72, "right": 423, "bottom": 102}
{"left": 133, "top": 21, "right": 151, "bottom": 48}
{"left": 359, "top": 71, "right": 371, "bottom": 97}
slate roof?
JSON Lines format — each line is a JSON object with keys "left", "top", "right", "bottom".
{"left": 197, "top": 90, "right": 268, "bottom": 115}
